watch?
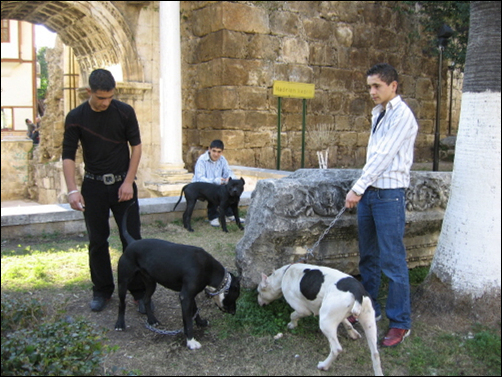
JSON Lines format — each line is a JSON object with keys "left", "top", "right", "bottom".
{"left": 353, "top": 190, "right": 362, "bottom": 197}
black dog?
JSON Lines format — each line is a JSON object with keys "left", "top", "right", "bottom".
{"left": 115, "top": 202, "right": 241, "bottom": 350}
{"left": 173, "top": 178, "right": 245, "bottom": 232}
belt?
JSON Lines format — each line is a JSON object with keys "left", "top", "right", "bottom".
{"left": 84, "top": 172, "right": 126, "bottom": 185}
{"left": 367, "top": 186, "right": 380, "bottom": 191}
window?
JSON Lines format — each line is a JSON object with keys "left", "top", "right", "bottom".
{"left": 1, "top": 19, "right": 10, "bottom": 43}
{"left": 1, "top": 108, "right": 14, "bottom": 130}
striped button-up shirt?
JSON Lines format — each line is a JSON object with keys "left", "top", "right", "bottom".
{"left": 352, "top": 95, "right": 418, "bottom": 194}
{"left": 192, "top": 151, "right": 235, "bottom": 184}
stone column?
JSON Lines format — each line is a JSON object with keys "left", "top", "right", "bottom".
{"left": 158, "top": 1, "right": 187, "bottom": 174}
{"left": 144, "top": 1, "right": 192, "bottom": 197}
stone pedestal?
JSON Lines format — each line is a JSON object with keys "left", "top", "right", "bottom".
{"left": 236, "top": 169, "right": 452, "bottom": 288}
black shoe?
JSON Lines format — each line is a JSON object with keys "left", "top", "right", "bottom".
{"left": 135, "top": 299, "right": 155, "bottom": 314}
{"left": 90, "top": 297, "right": 110, "bottom": 312}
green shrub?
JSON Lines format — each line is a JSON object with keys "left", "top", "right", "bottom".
{"left": 1, "top": 296, "right": 114, "bottom": 376}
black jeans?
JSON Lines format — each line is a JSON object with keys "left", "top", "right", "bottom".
{"left": 81, "top": 178, "right": 145, "bottom": 300}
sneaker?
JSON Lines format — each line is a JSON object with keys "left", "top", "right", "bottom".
{"left": 134, "top": 299, "right": 155, "bottom": 314}
{"left": 381, "top": 328, "right": 411, "bottom": 347}
{"left": 210, "top": 218, "right": 220, "bottom": 227}
{"left": 90, "top": 297, "right": 110, "bottom": 312}
{"left": 347, "top": 314, "right": 382, "bottom": 325}
{"left": 226, "top": 216, "right": 246, "bottom": 224}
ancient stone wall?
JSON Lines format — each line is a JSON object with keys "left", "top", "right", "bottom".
{"left": 236, "top": 169, "right": 452, "bottom": 288}
{"left": 2, "top": 1, "right": 461, "bottom": 204}
{"left": 180, "top": 1, "right": 461, "bottom": 171}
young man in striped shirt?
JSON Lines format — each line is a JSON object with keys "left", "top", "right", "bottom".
{"left": 345, "top": 63, "right": 418, "bottom": 347}
{"left": 192, "top": 139, "right": 242, "bottom": 227}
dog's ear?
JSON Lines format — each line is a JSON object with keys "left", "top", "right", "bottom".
{"left": 260, "top": 273, "right": 268, "bottom": 287}
{"left": 240, "top": 177, "right": 245, "bottom": 185}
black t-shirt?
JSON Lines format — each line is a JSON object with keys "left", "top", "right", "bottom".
{"left": 62, "top": 99, "right": 141, "bottom": 175}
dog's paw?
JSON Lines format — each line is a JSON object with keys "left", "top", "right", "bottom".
{"left": 317, "top": 361, "right": 330, "bottom": 371}
{"left": 188, "top": 228, "right": 194, "bottom": 232}
{"left": 347, "top": 328, "right": 361, "bottom": 340}
{"left": 115, "top": 321, "right": 125, "bottom": 331}
{"left": 287, "top": 322, "right": 297, "bottom": 330}
{"left": 187, "top": 339, "right": 202, "bottom": 350}
{"left": 238, "top": 225, "right": 244, "bottom": 230}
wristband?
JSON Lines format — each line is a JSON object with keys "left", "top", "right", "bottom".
{"left": 67, "top": 190, "right": 79, "bottom": 196}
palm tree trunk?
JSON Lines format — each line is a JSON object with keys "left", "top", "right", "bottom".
{"left": 413, "top": 1, "right": 501, "bottom": 325}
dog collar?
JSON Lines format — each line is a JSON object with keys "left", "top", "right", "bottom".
{"left": 205, "top": 270, "right": 231, "bottom": 297}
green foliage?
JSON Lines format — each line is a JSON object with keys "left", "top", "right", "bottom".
{"left": 465, "top": 324, "right": 502, "bottom": 373}
{"left": 228, "top": 290, "right": 318, "bottom": 336}
{"left": 36, "top": 47, "right": 49, "bottom": 100}
{"left": 409, "top": 266, "right": 429, "bottom": 285}
{"left": 398, "top": 1, "right": 470, "bottom": 71}
{"left": 1, "top": 296, "right": 115, "bottom": 376}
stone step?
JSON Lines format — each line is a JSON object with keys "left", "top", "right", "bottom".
{"left": 144, "top": 182, "right": 188, "bottom": 197}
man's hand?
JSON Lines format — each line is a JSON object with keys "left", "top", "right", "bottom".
{"left": 118, "top": 182, "right": 134, "bottom": 202}
{"left": 68, "top": 191, "right": 85, "bottom": 212}
{"left": 345, "top": 190, "right": 362, "bottom": 209}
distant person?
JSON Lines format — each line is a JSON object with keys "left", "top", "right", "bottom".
{"left": 192, "top": 139, "right": 244, "bottom": 227}
{"left": 26, "top": 119, "right": 39, "bottom": 145}
{"left": 345, "top": 63, "right": 418, "bottom": 347}
{"left": 62, "top": 68, "right": 149, "bottom": 313}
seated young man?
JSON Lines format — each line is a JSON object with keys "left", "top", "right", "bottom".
{"left": 192, "top": 139, "right": 244, "bottom": 226}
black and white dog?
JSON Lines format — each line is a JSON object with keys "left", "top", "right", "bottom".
{"left": 115, "top": 202, "right": 240, "bottom": 349}
{"left": 258, "top": 263, "right": 383, "bottom": 375}
{"left": 173, "top": 178, "right": 245, "bottom": 233}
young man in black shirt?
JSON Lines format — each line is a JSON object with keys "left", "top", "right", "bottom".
{"left": 63, "top": 69, "right": 148, "bottom": 312}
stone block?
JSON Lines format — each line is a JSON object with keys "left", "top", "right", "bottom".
{"left": 303, "top": 18, "right": 332, "bottom": 40}
{"left": 197, "top": 30, "right": 247, "bottom": 62}
{"left": 318, "top": 67, "right": 353, "bottom": 91}
{"left": 309, "top": 42, "right": 337, "bottom": 66}
{"left": 248, "top": 34, "right": 281, "bottom": 60}
{"left": 334, "top": 24, "right": 353, "bottom": 47}
{"left": 238, "top": 87, "right": 269, "bottom": 110}
{"left": 270, "top": 11, "right": 301, "bottom": 36}
{"left": 236, "top": 169, "right": 451, "bottom": 288}
{"left": 282, "top": 37, "right": 309, "bottom": 64}
{"left": 416, "top": 78, "right": 435, "bottom": 100}
{"left": 274, "top": 63, "right": 314, "bottom": 83}
{"left": 193, "top": 2, "right": 269, "bottom": 37}
{"left": 200, "top": 130, "right": 244, "bottom": 150}
{"left": 196, "top": 87, "right": 239, "bottom": 110}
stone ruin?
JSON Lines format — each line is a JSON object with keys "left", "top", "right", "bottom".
{"left": 236, "top": 169, "right": 451, "bottom": 288}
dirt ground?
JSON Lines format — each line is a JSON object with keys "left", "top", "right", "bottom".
{"left": 2, "top": 219, "right": 499, "bottom": 376}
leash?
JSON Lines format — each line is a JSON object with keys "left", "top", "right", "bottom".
{"left": 296, "top": 207, "right": 347, "bottom": 263}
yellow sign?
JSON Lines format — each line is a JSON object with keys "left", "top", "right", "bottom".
{"left": 273, "top": 81, "right": 315, "bottom": 99}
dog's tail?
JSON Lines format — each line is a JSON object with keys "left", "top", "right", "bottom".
{"left": 122, "top": 201, "right": 138, "bottom": 247}
{"left": 351, "top": 295, "right": 373, "bottom": 318}
{"left": 172, "top": 185, "right": 187, "bottom": 211}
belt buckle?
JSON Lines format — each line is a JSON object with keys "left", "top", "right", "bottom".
{"left": 102, "top": 174, "right": 116, "bottom": 185}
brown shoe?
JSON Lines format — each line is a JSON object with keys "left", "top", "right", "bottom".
{"left": 381, "top": 328, "right": 411, "bottom": 347}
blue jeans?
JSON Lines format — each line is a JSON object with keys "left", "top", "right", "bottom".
{"left": 357, "top": 187, "right": 411, "bottom": 330}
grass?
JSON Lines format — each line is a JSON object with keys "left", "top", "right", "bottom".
{"left": 2, "top": 217, "right": 501, "bottom": 376}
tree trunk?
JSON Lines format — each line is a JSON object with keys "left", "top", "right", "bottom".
{"left": 413, "top": 1, "right": 501, "bottom": 325}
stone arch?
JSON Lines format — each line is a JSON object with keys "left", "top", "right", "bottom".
{"left": 1, "top": 1, "right": 144, "bottom": 83}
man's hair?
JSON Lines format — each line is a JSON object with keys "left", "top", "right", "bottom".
{"left": 366, "top": 63, "right": 398, "bottom": 86}
{"left": 210, "top": 139, "right": 224, "bottom": 150}
{"left": 88, "top": 69, "right": 116, "bottom": 92}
